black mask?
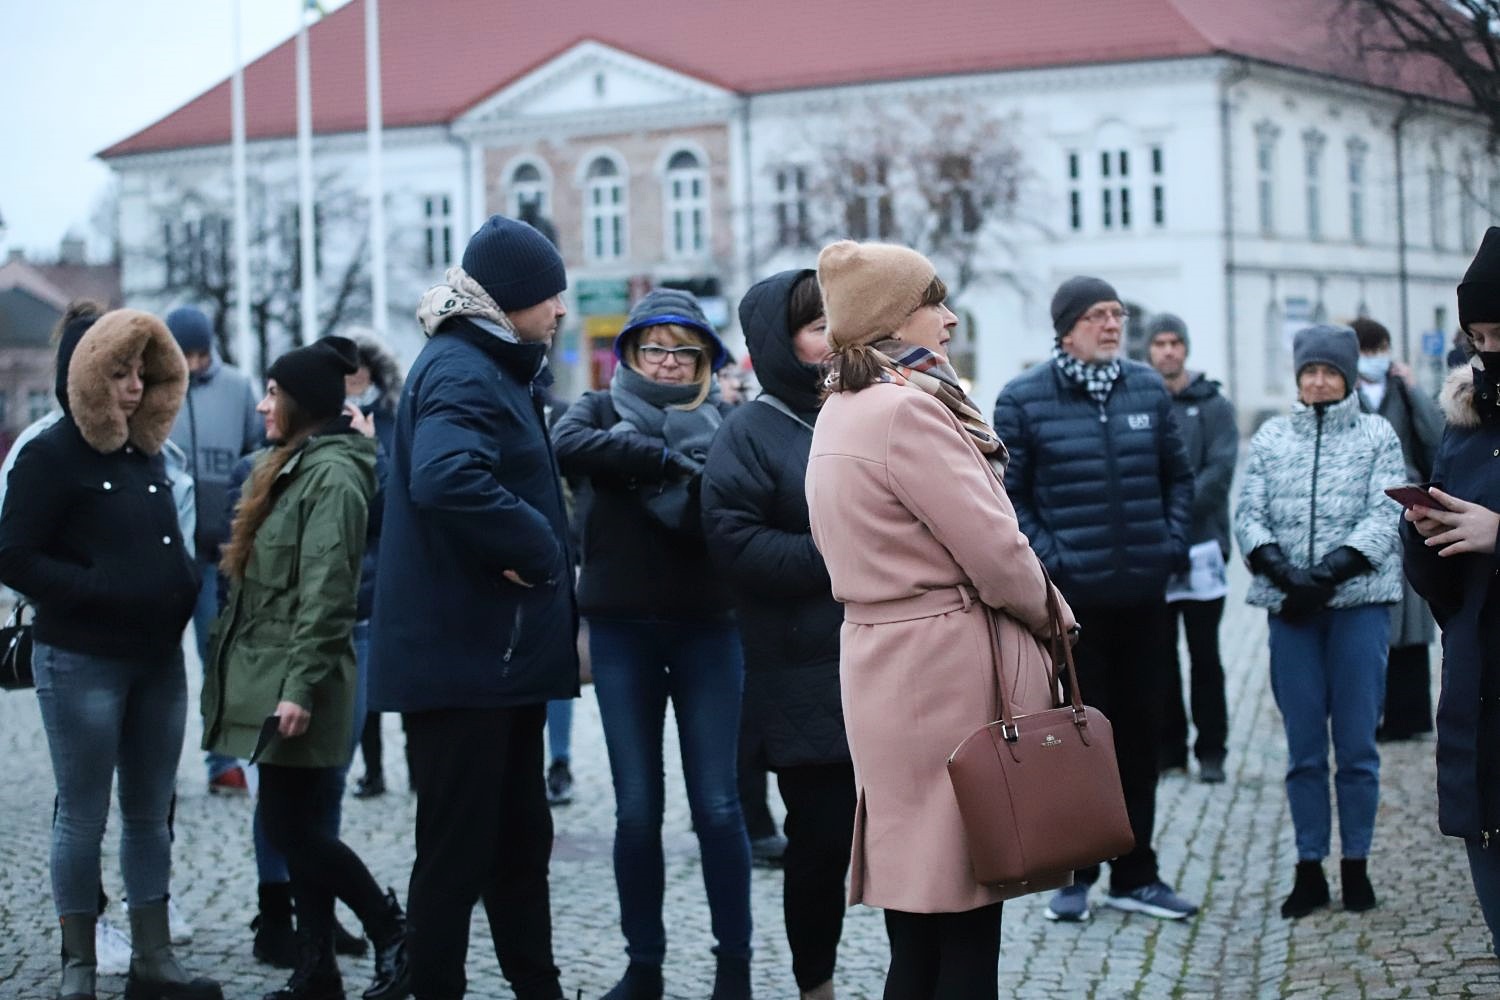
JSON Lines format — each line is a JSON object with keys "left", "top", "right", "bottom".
{"left": 1473, "top": 353, "right": 1500, "bottom": 422}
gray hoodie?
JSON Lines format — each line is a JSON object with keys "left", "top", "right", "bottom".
{"left": 167, "top": 356, "right": 261, "bottom": 558}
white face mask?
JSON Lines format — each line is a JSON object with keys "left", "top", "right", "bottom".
{"left": 346, "top": 384, "right": 380, "bottom": 409}
{"left": 1357, "top": 354, "right": 1391, "bottom": 383}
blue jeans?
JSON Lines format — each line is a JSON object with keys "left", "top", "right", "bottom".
{"left": 1467, "top": 838, "right": 1500, "bottom": 957}
{"left": 252, "top": 620, "right": 368, "bottom": 883}
{"left": 589, "top": 617, "right": 752, "bottom": 964}
{"left": 32, "top": 640, "right": 187, "bottom": 917}
{"left": 194, "top": 556, "right": 237, "bottom": 781}
{"left": 546, "top": 699, "right": 573, "bottom": 764}
{"left": 1268, "top": 604, "right": 1388, "bottom": 861}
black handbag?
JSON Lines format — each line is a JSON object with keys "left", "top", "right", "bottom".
{"left": 0, "top": 600, "right": 34, "bottom": 690}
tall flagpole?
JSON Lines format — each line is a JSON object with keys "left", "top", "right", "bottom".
{"left": 296, "top": 0, "right": 317, "bottom": 345}
{"left": 230, "top": 0, "right": 253, "bottom": 371}
{"left": 365, "top": 0, "right": 387, "bottom": 333}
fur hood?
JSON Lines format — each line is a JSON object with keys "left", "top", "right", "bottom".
{"left": 67, "top": 309, "right": 188, "bottom": 456}
{"left": 346, "top": 329, "right": 403, "bottom": 413}
{"left": 1439, "top": 361, "right": 1499, "bottom": 429}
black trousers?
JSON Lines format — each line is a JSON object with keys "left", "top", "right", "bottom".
{"left": 740, "top": 757, "right": 779, "bottom": 841}
{"left": 1068, "top": 601, "right": 1173, "bottom": 893}
{"left": 881, "top": 903, "right": 1003, "bottom": 1000}
{"left": 1160, "top": 598, "right": 1229, "bottom": 765}
{"left": 1380, "top": 643, "right": 1434, "bottom": 737}
{"left": 404, "top": 705, "right": 560, "bottom": 1000}
{"left": 257, "top": 765, "right": 389, "bottom": 940}
{"left": 777, "top": 762, "right": 856, "bottom": 990}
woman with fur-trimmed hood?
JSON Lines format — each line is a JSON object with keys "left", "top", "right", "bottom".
{"left": 0, "top": 310, "right": 222, "bottom": 1000}
{"left": 1404, "top": 225, "right": 1500, "bottom": 958}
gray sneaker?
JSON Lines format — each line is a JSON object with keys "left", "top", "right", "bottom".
{"left": 1105, "top": 880, "right": 1199, "bottom": 920}
{"left": 1044, "top": 883, "right": 1091, "bottom": 922}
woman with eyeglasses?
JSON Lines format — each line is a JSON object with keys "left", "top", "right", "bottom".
{"left": 552, "top": 289, "right": 751, "bottom": 1000}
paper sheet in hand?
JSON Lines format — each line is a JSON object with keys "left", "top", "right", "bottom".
{"left": 1165, "top": 540, "right": 1229, "bottom": 603}
{"left": 248, "top": 714, "right": 280, "bottom": 765}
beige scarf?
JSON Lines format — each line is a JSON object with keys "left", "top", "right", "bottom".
{"left": 415, "top": 266, "right": 517, "bottom": 339}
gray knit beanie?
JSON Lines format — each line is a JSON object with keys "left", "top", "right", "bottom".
{"left": 1051, "top": 276, "right": 1120, "bottom": 338}
{"left": 1144, "top": 312, "right": 1189, "bottom": 351}
{"left": 1292, "top": 324, "right": 1359, "bottom": 397}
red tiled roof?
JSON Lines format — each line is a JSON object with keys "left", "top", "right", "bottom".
{"left": 99, "top": 0, "right": 1469, "bottom": 159}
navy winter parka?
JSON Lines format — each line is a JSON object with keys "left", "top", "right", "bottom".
{"left": 993, "top": 358, "right": 1194, "bottom": 606}
{"left": 700, "top": 269, "right": 849, "bottom": 769}
{"left": 368, "top": 318, "right": 579, "bottom": 712}
{"left": 1404, "top": 363, "right": 1500, "bottom": 840}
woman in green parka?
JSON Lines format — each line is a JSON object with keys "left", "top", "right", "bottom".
{"left": 203, "top": 337, "right": 409, "bottom": 1000}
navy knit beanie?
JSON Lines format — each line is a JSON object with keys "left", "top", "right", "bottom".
{"left": 1144, "top": 312, "right": 1189, "bottom": 351}
{"left": 166, "top": 306, "right": 214, "bottom": 356}
{"left": 614, "top": 288, "right": 731, "bottom": 371}
{"left": 1292, "top": 324, "right": 1359, "bottom": 397}
{"left": 460, "top": 215, "right": 567, "bottom": 312}
{"left": 1051, "top": 276, "right": 1121, "bottom": 338}
{"left": 267, "top": 336, "right": 360, "bottom": 421}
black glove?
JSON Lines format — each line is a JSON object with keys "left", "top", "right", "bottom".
{"left": 1309, "top": 546, "right": 1372, "bottom": 587}
{"left": 661, "top": 449, "right": 701, "bottom": 481}
{"left": 1249, "top": 544, "right": 1333, "bottom": 619}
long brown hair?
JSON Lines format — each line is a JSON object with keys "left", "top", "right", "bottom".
{"left": 825, "top": 275, "right": 948, "bottom": 395}
{"left": 219, "top": 390, "right": 315, "bottom": 580}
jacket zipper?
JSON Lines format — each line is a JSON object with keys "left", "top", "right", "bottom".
{"left": 1100, "top": 400, "right": 1128, "bottom": 576}
{"left": 502, "top": 603, "right": 524, "bottom": 666}
{"left": 1307, "top": 406, "right": 1325, "bottom": 564}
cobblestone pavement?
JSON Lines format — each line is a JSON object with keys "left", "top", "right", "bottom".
{"left": 2, "top": 564, "right": 1498, "bottom": 998}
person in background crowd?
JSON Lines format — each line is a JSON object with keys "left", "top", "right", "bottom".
{"left": 1403, "top": 226, "right": 1500, "bottom": 957}
{"left": 1350, "top": 317, "right": 1444, "bottom": 742}
{"left": 0, "top": 309, "right": 221, "bottom": 1000}
{"left": 702, "top": 269, "right": 851, "bottom": 1000}
{"left": 1146, "top": 313, "right": 1237, "bottom": 785}
{"left": 164, "top": 305, "right": 262, "bottom": 797}
{"left": 553, "top": 288, "right": 750, "bottom": 1000}
{"left": 994, "top": 276, "right": 1198, "bottom": 924}
{"left": 371, "top": 215, "right": 577, "bottom": 1000}
{"left": 1236, "top": 324, "right": 1404, "bottom": 919}
{"left": 1448, "top": 328, "right": 1474, "bottom": 369}
{"left": 806, "top": 241, "right": 1074, "bottom": 999}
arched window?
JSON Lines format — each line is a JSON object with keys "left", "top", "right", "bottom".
{"left": 508, "top": 161, "right": 549, "bottom": 224}
{"left": 584, "top": 156, "right": 627, "bottom": 262}
{"left": 664, "top": 149, "right": 707, "bottom": 258}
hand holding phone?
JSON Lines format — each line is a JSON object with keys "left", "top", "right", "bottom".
{"left": 1384, "top": 483, "right": 1451, "bottom": 512}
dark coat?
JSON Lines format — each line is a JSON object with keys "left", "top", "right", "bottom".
{"left": 1168, "top": 373, "right": 1237, "bottom": 557}
{"left": 992, "top": 358, "right": 1194, "bottom": 607}
{"left": 553, "top": 391, "right": 734, "bottom": 621}
{"left": 701, "top": 269, "right": 848, "bottom": 769}
{"left": 368, "top": 318, "right": 580, "bottom": 712}
{"left": 1404, "top": 363, "right": 1500, "bottom": 839}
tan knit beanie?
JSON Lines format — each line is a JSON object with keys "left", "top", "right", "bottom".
{"left": 816, "top": 240, "right": 937, "bottom": 350}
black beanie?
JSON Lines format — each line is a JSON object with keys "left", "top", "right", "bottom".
{"left": 267, "top": 336, "right": 360, "bottom": 421}
{"left": 1144, "top": 312, "right": 1189, "bottom": 351}
{"left": 166, "top": 306, "right": 214, "bottom": 355}
{"left": 460, "top": 215, "right": 568, "bottom": 312}
{"left": 614, "top": 288, "right": 731, "bottom": 371}
{"left": 1459, "top": 226, "right": 1500, "bottom": 332}
{"left": 54, "top": 312, "right": 101, "bottom": 413}
{"left": 1292, "top": 324, "right": 1359, "bottom": 397}
{"left": 1051, "top": 275, "right": 1121, "bottom": 338}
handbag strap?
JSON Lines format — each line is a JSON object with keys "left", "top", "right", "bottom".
{"left": 984, "top": 561, "right": 1089, "bottom": 739}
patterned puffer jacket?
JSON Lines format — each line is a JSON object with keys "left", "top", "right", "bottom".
{"left": 1234, "top": 392, "right": 1405, "bottom": 612}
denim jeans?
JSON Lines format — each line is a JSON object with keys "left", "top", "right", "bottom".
{"left": 1268, "top": 604, "right": 1389, "bottom": 861}
{"left": 193, "top": 556, "right": 237, "bottom": 781}
{"left": 32, "top": 640, "right": 187, "bottom": 916}
{"left": 589, "top": 617, "right": 752, "bottom": 964}
{"left": 546, "top": 699, "right": 573, "bottom": 764}
{"left": 252, "top": 620, "right": 367, "bottom": 883}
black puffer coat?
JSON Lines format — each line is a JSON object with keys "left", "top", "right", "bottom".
{"left": 993, "top": 358, "right": 1193, "bottom": 606}
{"left": 701, "top": 269, "right": 848, "bottom": 769}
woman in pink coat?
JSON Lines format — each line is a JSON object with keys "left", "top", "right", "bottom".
{"left": 805, "top": 241, "right": 1075, "bottom": 1000}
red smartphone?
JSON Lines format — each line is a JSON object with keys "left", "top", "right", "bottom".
{"left": 1384, "top": 484, "right": 1450, "bottom": 512}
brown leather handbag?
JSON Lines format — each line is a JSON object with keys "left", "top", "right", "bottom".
{"left": 946, "top": 580, "right": 1134, "bottom": 887}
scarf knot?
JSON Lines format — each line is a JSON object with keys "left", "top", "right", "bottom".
{"left": 1051, "top": 344, "right": 1121, "bottom": 405}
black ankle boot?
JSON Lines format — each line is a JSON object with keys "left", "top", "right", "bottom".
{"left": 601, "top": 963, "right": 663, "bottom": 1000}
{"left": 252, "top": 883, "right": 297, "bottom": 969}
{"left": 359, "top": 888, "right": 409, "bottom": 1000}
{"left": 1341, "top": 858, "right": 1377, "bottom": 912}
{"left": 710, "top": 955, "right": 752, "bottom": 1000}
{"left": 1280, "top": 860, "right": 1330, "bottom": 919}
{"left": 262, "top": 930, "right": 342, "bottom": 1000}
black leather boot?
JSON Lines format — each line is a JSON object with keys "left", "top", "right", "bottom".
{"left": 1280, "top": 860, "right": 1330, "bottom": 919}
{"left": 122, "top": 902, "right": 223, "bottom": 1000}
{"left": 263, "top": 930, "right": 343, "bottom": 1000}
{"left": 710, "top": 955, "right": 752, "bottom": 1000}
{"left": 600, "top": 963, "right": 663, "bottom": 1000}
{"left": 59, "top": 913, "right": 96, "bottom": 1000}
{"left": 252, "top": 883, "right": 297, "bottom": 969}
{"left": 360, "top": 888, "right": 410, "bottom": 1000}
{"left": 1341, "top": 857, "right": 1377, "bottom": 912}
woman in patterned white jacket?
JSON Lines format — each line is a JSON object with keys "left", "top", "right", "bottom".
{"left": 1234, "top": 324, "right": 1405, "bottom": 922}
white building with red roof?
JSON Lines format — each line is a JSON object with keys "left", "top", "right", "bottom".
{"left": 100, "top": 0, "right": 1490, "bottom": 416}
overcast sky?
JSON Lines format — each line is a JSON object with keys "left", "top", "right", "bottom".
{"left": 0, "top": 0, "right": 354, "bottom": 261}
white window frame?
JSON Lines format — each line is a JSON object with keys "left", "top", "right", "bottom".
{"left": 1066, "top": 151, "right": 1083, "bottom": 231}
{"left": 422, "top": 194, "right": 453, "bottom": 270}
{"left": 505, "top": 158, "right": 551, "bottom": 224}
{"left": 1256, "top": 121, "right": 1280, "bottom": 237}
{"left": 582, "top": 154, "right": 628, "bottom": 263}
{"left": 1347, "top": 138, "right": 1368, "bottom": 244}
{"left": 663, "top": 149, "right": 708, "bottom": 259}
{"left": 773, "top": 165, "right": 810, "bottom": 248}
{"left": 1430, "top": 152, "right": 1447, "bottom": 251}
{"left": 1303, "top": 129, "right": 1325, "bottom": 242}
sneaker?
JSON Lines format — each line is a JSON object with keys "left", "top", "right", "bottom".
{"left": 95, "top": 915, "right": 132, "bottom": 975}
{"left": 168, "top": 898, "right": 193, "bottom": 944}
{"left": 209, "top": 766, "right": 249, "bottom": 796}
{"left": 352, "top": 773, "right": 386, "bottom": 799}
{"left": 1044, "top": 883, "right": 1091, "bottom": 922}
{"left": 750, "top": 833, "right": 788, "bottom": 868}
{"left": 1198, "top": 757, "right": 1226, "bottom": 784}
{"left": 546, "top": 759, "right": 573, "bottom": 806}
{"left": 1105, "top": 880, "right": 1199, "bottom": 920}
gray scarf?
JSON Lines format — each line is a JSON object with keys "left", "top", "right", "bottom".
{"left": 609, "top": 365, "right": 722, "bottom": 530}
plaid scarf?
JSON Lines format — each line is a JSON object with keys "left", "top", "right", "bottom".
{"left": 1051, "top": 344, "right": 1121, "bottom": 405}
{"left": 875, "top": 339, "right": 1008, "bottom": 473}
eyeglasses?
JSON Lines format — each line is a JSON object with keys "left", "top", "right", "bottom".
{"left": 638, "top": 345, "right": 704, "bottom": 364}
{"left": 1081, "top": 307, "right": 1130, "bottom": 325}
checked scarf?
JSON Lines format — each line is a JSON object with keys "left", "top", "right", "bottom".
{"left": 875, "top": 338, "right": 1009, "bottom": 474}
{"left": 1051, "top": 343, "right": 1121, "bottom": 405}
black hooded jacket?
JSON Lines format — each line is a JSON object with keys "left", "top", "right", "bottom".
{"left": 700, "top": 269, "right": 849, "bottom": 768}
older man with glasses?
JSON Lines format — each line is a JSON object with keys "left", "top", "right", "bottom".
{"left": 993, "top": 275, "right": 1199, "bottom": 925}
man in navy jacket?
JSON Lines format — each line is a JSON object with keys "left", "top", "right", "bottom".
{"left": 371, "top": 215, "right": 577, "bottom": 1000}
{"left": 994, "top": 275, "right": 1197, "bottom": 925}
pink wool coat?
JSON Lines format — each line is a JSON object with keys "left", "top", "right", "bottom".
{"left": 806, "top": 380, "right": 1076, "bottom": 913}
